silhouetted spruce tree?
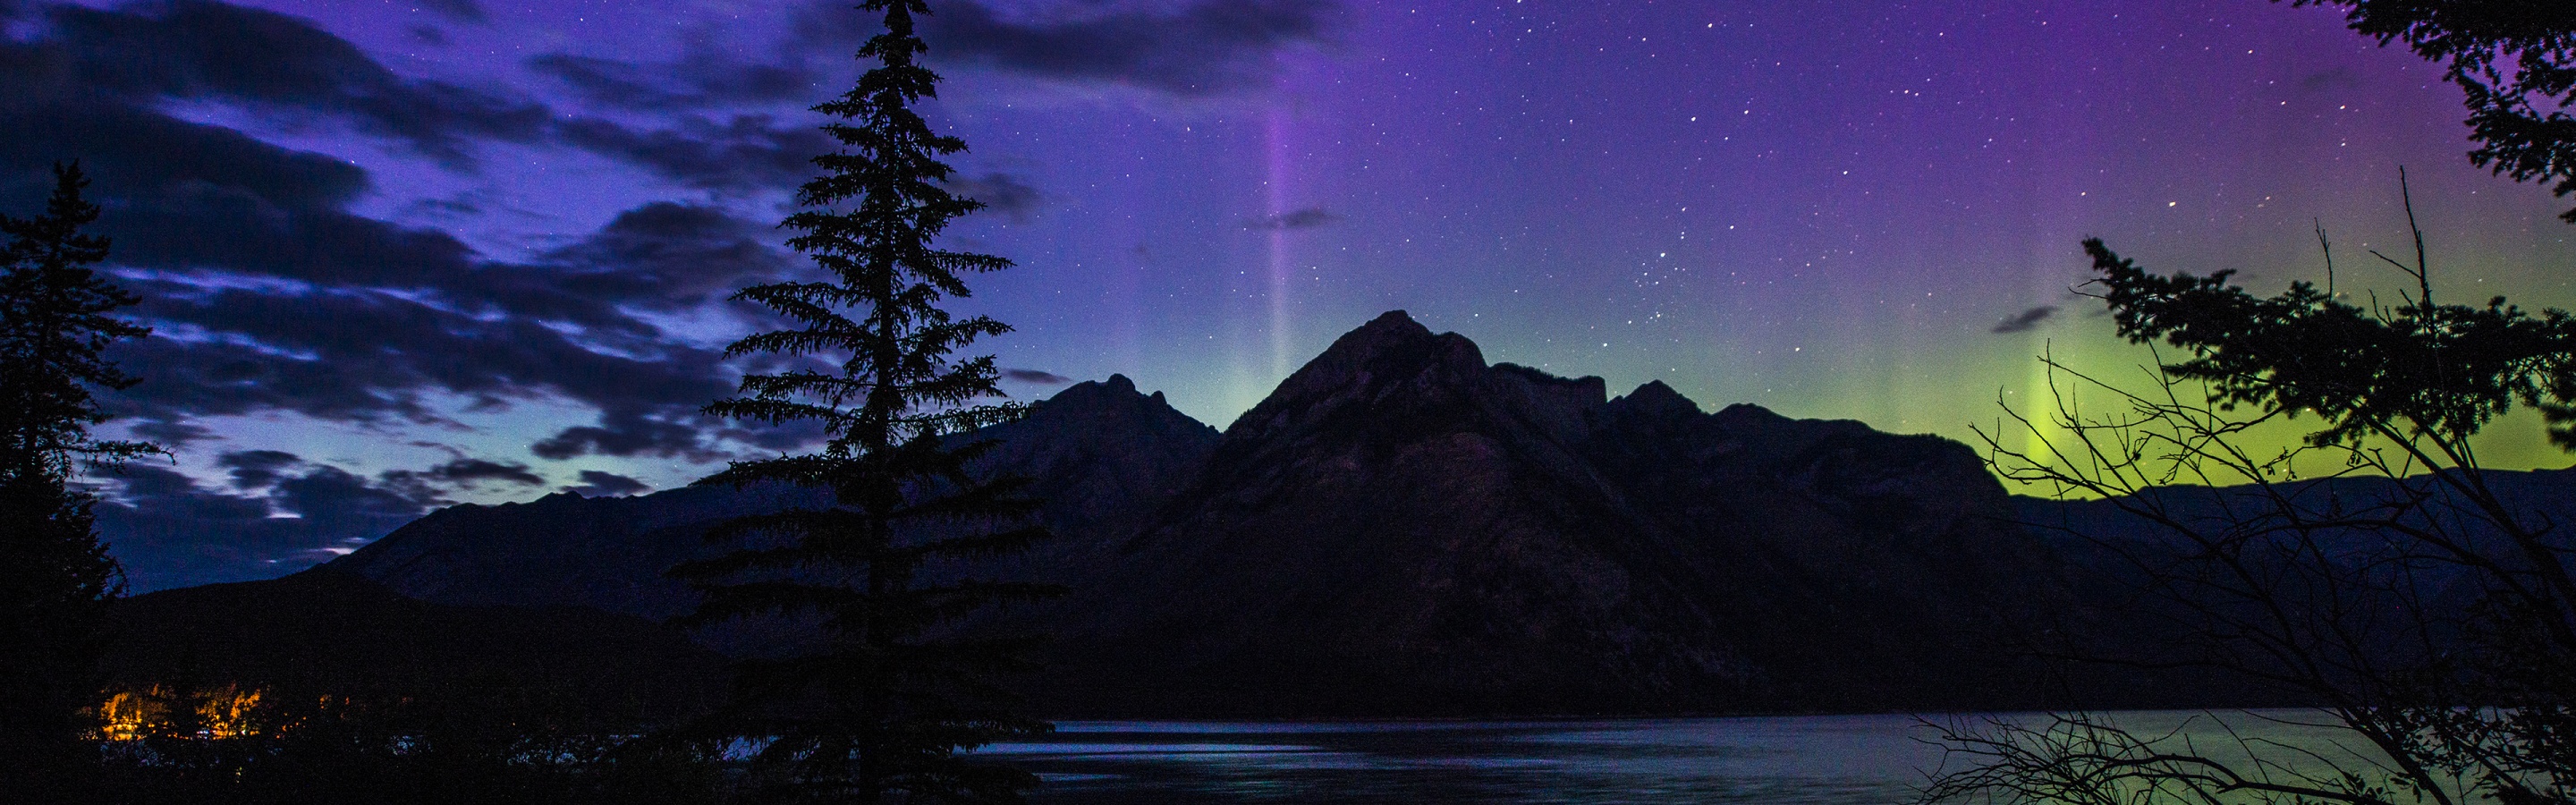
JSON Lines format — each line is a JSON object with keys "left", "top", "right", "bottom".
{"left": 670, "top": 2, "right": 1057, "bottom": 803}
{"left": 1922, "top": 187, "right": 2576, "bottom": 803}
{"left": 2291, "top": 1, "right": 2576, "bottom": 219}
{"left": 0, "top": 162, "right": 154, "bottom": 798}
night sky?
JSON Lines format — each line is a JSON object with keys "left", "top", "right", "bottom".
{"left": 7, "top": 0, "right": 2572, "bottom": 591}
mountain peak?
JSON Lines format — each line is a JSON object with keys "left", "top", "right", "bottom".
{"left": 1209, "top": 311, "right": 1617, "bottom": 459}
{"left": 1358, "top": 308, "right": 1428, "bottom": 335}
{"left": 1610, "top": 379, "right": 1702, "bottom": 422}
{"left": 1019, "top": 375, "right": 1215, "bottom": 448}
{"left": 1332, "top": 309, "right": 1481, "bottom": 368}
{"left": 1224, "top": 311, "right": 1482, "bottom": 435}
{"left": 1042, "top": 373, "right": 1151, "bottom": 411}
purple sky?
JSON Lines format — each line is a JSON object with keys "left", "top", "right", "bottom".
{"left": 6, "top": 0, "right": 2571, "bottom": 590}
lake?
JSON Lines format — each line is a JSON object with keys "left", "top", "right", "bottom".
{"left": 987, "top": 712, "right": 2386, "bottom": 804}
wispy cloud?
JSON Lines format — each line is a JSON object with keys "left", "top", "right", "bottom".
{"left": 946, "top": 173, "right": 1043, "bottom": 223}
{"left": 921, "top": 0, "right": 1339, "bottom": 96}
{"left": 1243, "top": 207, "right": 1337, "bottom": 231}
{"left": 1004, "top": 369, "right": 1072, "bottom": 385}
{"left": 564, "top": 470, "right": 649, "bottom": 497}
{"left": 1990, "top": 306, "right": 2058, "bottom": 334}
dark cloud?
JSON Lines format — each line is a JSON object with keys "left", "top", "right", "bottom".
{"left": 921, "top": 0, "right": 1339, "bottom": 96}
{"left": 530, "top": 408, "right": 725, "bottom": 462}
{"left": 406, "top": 197, "right": 480, "bottom": 216}
{"left": 88, "top": 217, "right": 790, "bottom": 459}
{"left": 106, "top": 280, "right": 737, "bottom": 428}
{"left": 0, "top": 104, "right": 370, "bottom": 214}
{"left": 946, "top": 173, "right": 1043, "bottom": 223}
{"left": 531, "top": 54, "right": 683, "bottom": 106}
{"left": 2299, "top": 67, "right": 2362, "bottom": 93}
{"left": 413, "top": 457, "right": 547, "bottom": 487}
{"left": 125, "top": 419, "right": 215, "bottom": 448}
{"left": 417, "top": 0, "right": 484, "bottom": 24}
{"left": 89, "top": 269, "right": 774, "bottom": 467}
{"left": 95, "top": 466, "right": 320, "bottom": 592}
{"left": 97, "top": 445, "right": 590, "bottom": 590}
{"left": 0, "top": 3, "right": 835, "bottom": 488}
{"left": 24, "top": 0, "right": 548, "bottom": 163}
{"left": 100, "top": 170, "right": 479, "bottom": 291}
{"left": 1243, "top": 207, "right": 1337, "bottom": 230}
{"left": 564, "top": 470, "right": 649, "bottom": 497}
{"left": 296, "top": 465, "right": 436, "bottom": 521}
{"left": 0, "top": 5, "right": 492, "bottom": 296}
{"left": 216, "top": 448, "right": 302, "bottom": 489}
{"left": 406, "top": 24, "right": 447, "bottom": 47}
{"left": 94, "top": 462, "right": 437, "bottom": 591}
{"left": 1990, "top": 306, "right": 2058, "bottom": 334}
{"left": 1003, "top": 369, "right": 1072, "bottom": 385}
{"left": 485, "top": 201, "right": 792, "bottom": 325}
{"left": 555, "top": 114, "right": 833, "bottom": 191}
{"left": 3, "top": 1, "right": 798, "bottom": 193}
{"left": 530, "top": 48, "right": 819, "bottom": 110}
{"left": 0, "top": 4, "right": 833, "bottom": 597}
{"left": 33, "top": 192, "right": 786, "bottom": 449}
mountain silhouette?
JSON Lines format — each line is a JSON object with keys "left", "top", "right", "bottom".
{"left": 1004, "top": 311, "right": 2085, "bottom": 715}
{"left": 124, "top": 312, "right": 2247, "bottom": 716}
{"left": 289, "top": 312, "right": 2092, "bottom": 715}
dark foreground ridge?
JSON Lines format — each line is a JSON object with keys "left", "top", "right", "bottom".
{"left": 117, "top": 310, "right": 2550, "bottom": 717}
{"left": 107, "top": 570, "right": 724, "bottom": 726}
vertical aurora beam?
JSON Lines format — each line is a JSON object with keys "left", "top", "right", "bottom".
{"left": 1265, "top": 107, "right": 1293, "bottom": 380}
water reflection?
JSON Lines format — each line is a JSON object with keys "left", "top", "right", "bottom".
{"left": 989, "top": 712, "right": 2377, "bottom": 805}
{"left": 989, "top": 716, "right": 1945, "bottom": 804}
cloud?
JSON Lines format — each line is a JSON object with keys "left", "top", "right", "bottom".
{"left": 530, "top": 409, "right": 724, "bottom": 461}
{"left": 25, "top": 0, "right": 548, "bottom": 163}
{"left": 104, "top": 278, "right": 736, "bottom": 428}
{"left": 2, "top": 103, "right": 370, "bottom": 215}
{"left": 1990, "top": 306, "right": 2058, "bottom": 334}
{"left": 2298, "top": 67, "right": 2362, "bottom": 93}
{"left": 554, "top": 114, "right": 833, "bottom": 191}
{"left": 521, "top": 0, "right": 1330, "bottom": 129}
{"left": 0, "top": 4, "right": 498, "bottom": 301}
{"left": 412, "top": 457, "right": 547, "bottom": 487}
{"left": 417, "top": 0, "right": 484, "bottom": 24}
{"left": 94, "top": 466, "right": 330, "bottom": 592}
{"left": 1243, "top": 207, "right": 1337, "bottom": 230}
{"left": 94, "top": 461, "right": 439, "bottom": 592}
{"left": 29, "top": 191, "right": 798, "bottom": 458}
{"left": 125, "top": 419, "right": 215, "bottom": 448}
{"left": 1004, "top": 368, "right": 1072, "bottom": 385}
{"left": 95, "top": 445, "right": 592, "bottom": 590}
{"left": 564, "top": 470, "right": 648, "bottom": 497}
{"left": 496, "top": 200, "right": 793, "bottom": 319}
{"left": 4, "top": 1, "right": 813, "bottom": 193}
{"left": 216, "top": 448, "right": 303, "bottom": 489}
{"left": 0, "top": 1, "right": 859, "bottom": 589}
{"left": 945, "top": 173, "right": 1042, "bottom": 223}
{"left": 530, "top": 48, "right": 819, "bottom": 110}
{"left": 916, "top": 0, "right": 1338, "bottom": 96}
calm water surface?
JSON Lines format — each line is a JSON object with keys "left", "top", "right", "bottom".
{"left": 987, "top": 715, "right": 1943, "bottom": 804}
{"left": 987, "top": 712, "right": 2380, "bottom": 805}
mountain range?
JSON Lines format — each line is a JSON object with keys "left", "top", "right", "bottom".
{"left": 111, "top": 310, "right": 2573, "bottom": 717}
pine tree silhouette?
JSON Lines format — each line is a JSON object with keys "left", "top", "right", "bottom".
{"left": 669, "top": 3, "right": 1059, "bottom": 802}
{"left": 0, "top": 162, "right": 155, "bottom": 799}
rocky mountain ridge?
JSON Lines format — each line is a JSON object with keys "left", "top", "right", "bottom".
{"left": 300, "top": 310, "right": 2099, "bottom": 715}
